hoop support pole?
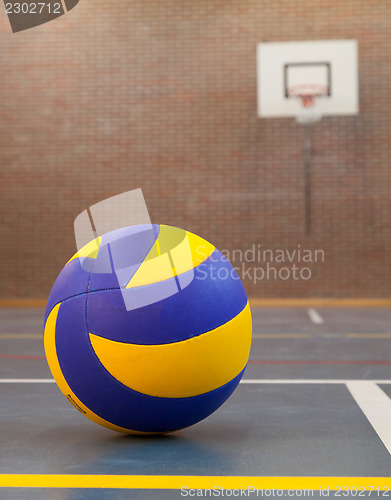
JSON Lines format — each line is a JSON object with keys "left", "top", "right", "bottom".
{"left": 304, "top": 123, "right": 312, "bottom": 235}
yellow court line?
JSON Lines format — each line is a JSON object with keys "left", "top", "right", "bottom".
{"left": 0, "top": 333, "right": 389, "bottom": 340}
{"left": 347, "top": 333, "right": 391, "bottom": 339}
{"left": 253, "top": 333, "right": 311, "bottom": 339}
{"left": 249, "top": 298, "right": 391, "bottom": 308}
{"left": 0, "top": 475, "right": 390, "bottom": 490}
{"left": 0, "top": 334, "right": 42, "bottom": 339}
{"left": 0, "top": 333, "right": 388, "bottom": 340}
{"left": 2, "top": 298, "right": 391, "bottom": 308}
{"left": 253, "top": 333, "right": 391, "bottom": 339}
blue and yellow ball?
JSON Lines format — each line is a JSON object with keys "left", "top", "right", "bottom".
{"left": 43, "top": 224, "right": 252, "bottom": 433}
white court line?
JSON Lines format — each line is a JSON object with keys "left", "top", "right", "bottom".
{"left": 241, "top": 379, "right": 391, "bottom": 384}
{"left": 307, "top": 308, "right": 324, "bottom": 324}
{"left": 1, "top": 379, "right": 391, "bottom": 384}
{"left": 3, "top": 378, "right": 390, "bottom": 455}
{"left": 346, "top": 381, "right": 391, "bottom": 455}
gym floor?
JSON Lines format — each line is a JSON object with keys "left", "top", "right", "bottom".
{"left": 0, "top": 305, "right": 390, "bottom": 499}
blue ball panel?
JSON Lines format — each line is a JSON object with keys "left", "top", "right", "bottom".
{"left": 87, "top": 249, "right": 248, "bottom": 345}
{"left": 44, "top": 257, "right": 92, "bottom": 323}
{"left": 44, "top": 224, "right": 161, "bottom": 323}
{"left": 89, "top": 224, "right": 160, "bottom": 291}
{"left": 55, "top": 296, "right": 245, "bottom": 433}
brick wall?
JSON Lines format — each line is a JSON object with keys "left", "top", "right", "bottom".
{"left": 0, "top": 0, "right": 390, "bottom": 298}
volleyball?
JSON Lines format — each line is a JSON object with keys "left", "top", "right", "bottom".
{"left": 43, "top": 224, "right": 252, "bottom": 434}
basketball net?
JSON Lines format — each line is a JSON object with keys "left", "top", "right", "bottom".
{"left": 287, "top": 84, "right": 328, "bottom": 125}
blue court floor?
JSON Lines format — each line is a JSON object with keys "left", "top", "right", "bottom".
{"left": 0, "top": 306, "right": 390, "bottom": 499}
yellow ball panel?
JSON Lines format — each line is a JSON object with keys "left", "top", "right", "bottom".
{"left": 44, "top": 303, "right": 156, "bottom": 434}
{"left": 89, "top": 302, "right": 252, "bottom": 399}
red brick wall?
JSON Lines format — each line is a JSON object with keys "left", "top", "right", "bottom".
{"left": 0, "top": 0, "right": 390, "bottom": 298}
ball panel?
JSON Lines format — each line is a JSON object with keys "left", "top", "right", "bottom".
{"left": 87, "top": 249, "right": 248, "bottom": 345}
{"left": 49, "top": 295, "right": 246, "bottom": 433}
{"left": 44, "top": 301, "right": 149, "bottom": 434}
{"left": 46, "top": 225, "right": 162, "bottom": 320}
{"left": 89, "top": 302, "right": 252, "bottom": 398}
{"left": 88, "top": 224, "right": 160, "bottom": 291}
{"left": 44, "top": 257, "right": 92, "bottom": 323}
{"left": 126, "top": 225, "right": 215, "bottom": 288}
{"left": 65, "top": 236, "right": 102, "bottom": 266}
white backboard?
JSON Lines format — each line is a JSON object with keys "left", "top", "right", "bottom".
{"left": 257, "top": 40, "right": 359, "bottom": 118}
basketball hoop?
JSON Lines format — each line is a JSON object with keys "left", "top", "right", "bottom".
{"left": 287, "top": 84, "right": 329, "bottom": 125}
{"left": 286, "top": 84, "right": 330, "bottom": 234}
